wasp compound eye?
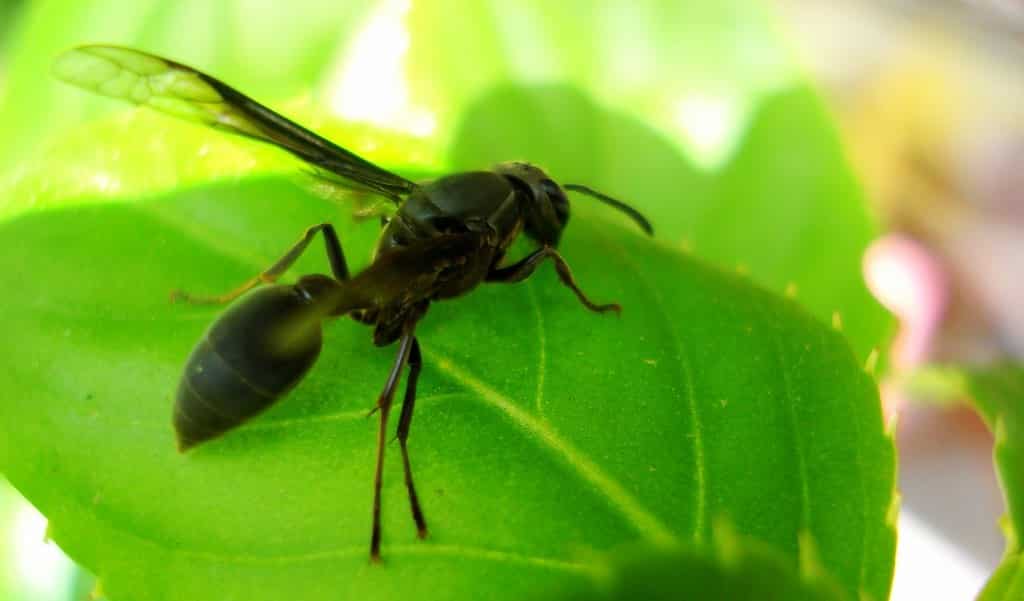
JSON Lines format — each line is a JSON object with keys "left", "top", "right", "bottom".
{"left": 541, "top": 179, "right": 570, "bottom": 228}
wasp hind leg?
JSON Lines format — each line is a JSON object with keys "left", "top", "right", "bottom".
{"left": 395, "top": 337, "right": 427, "bottom": 539}
{"left": 171, "top": 223, "right": 350, "bottom": 304}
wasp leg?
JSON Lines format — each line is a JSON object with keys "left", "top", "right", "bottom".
{"left": 172, "top": 223, "right": 350, "bottom": 304}
{"left": 370, "top": 330, "right": 416, "bottom": 563}
{"left": 486, "top": 246, "right": 621, "bottom": 314}
{"left": 395, "top": 337, "right": 427, "bottom": 538}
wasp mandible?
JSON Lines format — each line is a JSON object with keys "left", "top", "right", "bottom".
{"left": 54, "top": 45, "right": 653, "bottom": 561}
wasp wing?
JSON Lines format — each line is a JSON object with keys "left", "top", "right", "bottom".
{"left": 53, "top": 45, "right": 417, "bottom": 202}
{"left": 302, "top": 167, "right": 399, "bottom": 221}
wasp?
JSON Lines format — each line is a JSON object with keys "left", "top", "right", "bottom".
{"left": 54, "top": 45, "right": 653, "bottom": 561}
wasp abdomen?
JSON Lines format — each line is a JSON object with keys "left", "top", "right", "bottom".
{"left": 174, "top": 285, "right": 323, "bottom": 451}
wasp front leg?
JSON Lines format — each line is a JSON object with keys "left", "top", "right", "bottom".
{"left": 486, "top": 246, "right": 621, "bottom": 314}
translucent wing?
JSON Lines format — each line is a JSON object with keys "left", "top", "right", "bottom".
{"left": 53, "top": 45, "right": 417, "bottom": 202}
{"left": 303, "top": 168, "right": 398, "bottom": 221}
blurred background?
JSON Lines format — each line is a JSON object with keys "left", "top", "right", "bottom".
{"left": 0, "top": 0, "right": 1020, "bottom": 599}
{"left": 781, "top": 0, "right": 1022, "bottom": 598}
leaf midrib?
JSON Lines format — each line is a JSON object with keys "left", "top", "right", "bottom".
{"left": 426, "top": 348, "right": 679, "bottom": 547}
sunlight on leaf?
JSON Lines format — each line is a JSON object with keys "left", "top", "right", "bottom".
{"left": 326, "top": 0, "right": 436, "bottom": 138}
{"left": 406, "top": 0, "right": 797, "bottom": 162}
{"left": 0, "top": 0, "right": 378, "bottom": 172}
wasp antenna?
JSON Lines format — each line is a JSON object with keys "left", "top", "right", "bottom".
{"left": 564, "top": 184, "right": 654, "bottom": 236}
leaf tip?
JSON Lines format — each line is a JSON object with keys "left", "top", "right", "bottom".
{"left": 831, "top": 311, "right": 843, "bottom": 331}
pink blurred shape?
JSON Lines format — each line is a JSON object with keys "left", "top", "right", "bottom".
{"left": 864, "top": 234, "right": 949, "bottom": 368}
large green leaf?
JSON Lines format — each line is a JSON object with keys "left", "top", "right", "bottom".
{"left": 0, "top": 167, "right": 894, "bottom": 600}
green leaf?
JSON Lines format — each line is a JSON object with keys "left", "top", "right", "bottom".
{"left": 923, "top": 365, "right": 1024, "bottom": 601}
{"left": 980, "top": 554, "right": 1024, "bottom": 601}
{"left": 0, "top": 168, "right": 894, "bottom": 600}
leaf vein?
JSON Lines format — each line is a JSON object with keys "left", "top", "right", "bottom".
{"left": 764, "top": 308, "right": 813, "bottom": 541}
{"left": 623, "top": 260, "right": 706, "bottom": 543}
{"left": 820, "top": 327, "right": 871, "bottom": 595}
{"left": 582, "top": 222, "right": 706, "bottom": 543}
{"left": 84, "top": 519, "right": 594, "bottom": 573}
{"left": 426, "top": 348, "right": 679, "bottom": 548}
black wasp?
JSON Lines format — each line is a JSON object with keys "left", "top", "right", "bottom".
{"left": 54, "top": 45, "right": 653, "bottom": 561}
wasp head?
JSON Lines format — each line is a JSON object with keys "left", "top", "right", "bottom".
{"left": 493, "top": 161, "right": 569, "bottom": 246}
